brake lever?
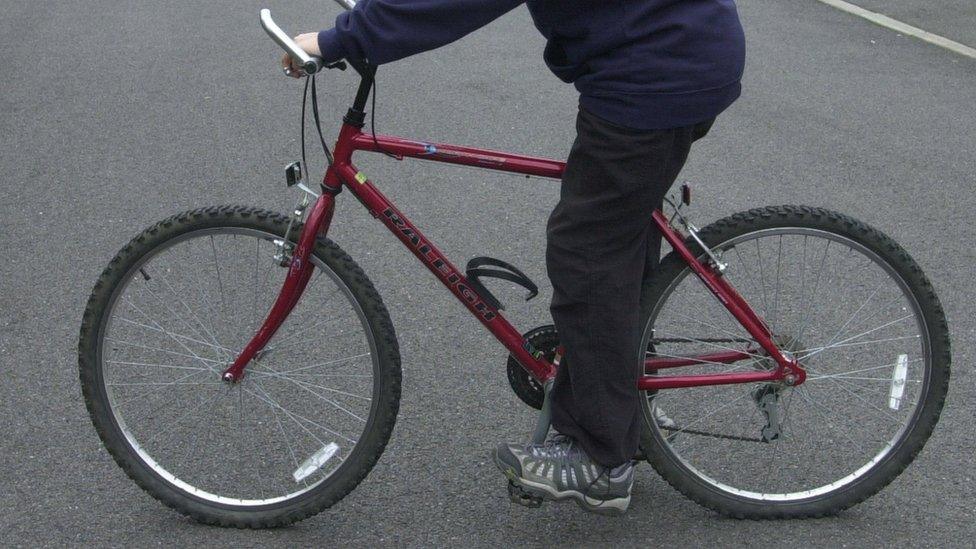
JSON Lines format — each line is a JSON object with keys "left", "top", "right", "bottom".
{"left": 325, "top": 60, "right": 347, "bottom": 71}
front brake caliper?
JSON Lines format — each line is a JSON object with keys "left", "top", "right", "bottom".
{"left": 273, "top": 160, "right": 319, "bottom": 267}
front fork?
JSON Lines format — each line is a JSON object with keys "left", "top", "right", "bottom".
{"left": 222, "top": 191, "right": 336, "bottom": 382}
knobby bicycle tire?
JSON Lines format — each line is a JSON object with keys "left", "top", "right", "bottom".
{"left": 79, "top": 205, "right": 402, "bottom": 527}
{"left": 638, "top": 205, "right": 950, "bottom": 519}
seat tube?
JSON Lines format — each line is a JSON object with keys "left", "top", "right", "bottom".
{"left": 222, "top": 193, "right": 336, "bottom": 382}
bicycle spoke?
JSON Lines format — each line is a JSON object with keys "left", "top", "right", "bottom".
{"left": 807, "top": 376, "right": 921, "bottom": 383}
{"left": 794, "top": 239, "right": 831, "bottom": 344}
{"left": 156, "top": 272, "right": 229, "bottom": 361}
{"left": 800, "top": 334, "right": 920, "bottom": 356}
{"left": 119, "top": 297, "right": 234, "bottom": 358}
{"left": 792, "top": 235, "right": 809, "bottom": 335}
{"left": 801, "top": 314, "right": 914, "bottom": 361}
{"left": 142, "top": 383, "right": 226, "bottom": 446}
{"left": 255, "top": 366, "right": 368, "bottom": 423}
{"left": 105, "top": 359, "right": 210, "bottom": 372}
{"left": 754, "top": 239, "right": 772, "bottom": 326}
{"left": 107, "top": 381, "right": 221, "bottom": 386}
{"left": 210, "top": 235, "right": 229, "bottom": 328}
{"left": 187, "top": 241, "right": 226, "bottom": 352}
{"left": 136, "top": 281, "right": 221, "bottom": 359}
{"left": 116, "top": 314, "right": 231, "bottom": 356}
{"left": 794, "top": 387, "right": 863, "bottom": 448}
{"left": 104, "top": 337, "right": 226, "bottom": 364}
{"left": 733, "top": 245, "right": 770, "bottom": 321}
{"left": 112, "top": 368, "right": 209, "bottom": 409}
{"left": 245, "top": 381, "right": 356, "bottom": 444}
{"left": 819, "top": 290, "right": 904, "bottom": 357}
{"left": 804, "top": 357, "right": 923, "bottom": 380}
{"left": 771, "top": 235, "right": 783, "bottom": 329}
{"left": 251, "top": 380, "right": 309, "bottom": 489}
{"left": 263, "top": 352, "right": 372, "bottom": 376}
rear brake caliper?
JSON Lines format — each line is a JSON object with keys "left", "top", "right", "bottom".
{"left": 666, "top": 183, "right": 728, "bottom": 274}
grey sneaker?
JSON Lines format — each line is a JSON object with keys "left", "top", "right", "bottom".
{"left": 492, "top": 435, "right": 635, "bottom": 516}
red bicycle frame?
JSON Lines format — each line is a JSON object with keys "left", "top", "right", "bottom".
{"left": 223, "top": 69, "right": 806, "bottom": 391}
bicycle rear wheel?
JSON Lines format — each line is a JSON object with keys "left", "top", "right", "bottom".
{"left": 79, "top": 206, "right": 401, "bottom": 527}
{"left": 638, "top": 206, "right": 949, "bottom": 518}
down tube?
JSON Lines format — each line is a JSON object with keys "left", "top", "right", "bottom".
{"left": 336, "top": 163, "right": 556, "bottom": 383}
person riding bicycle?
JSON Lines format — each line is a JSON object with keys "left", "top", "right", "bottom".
{"left": 283, "top": 0, "right": 745, "bottom": 515}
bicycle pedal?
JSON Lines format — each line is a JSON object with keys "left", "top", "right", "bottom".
{"left": 507, "top": 481, "right": 544, "bottom": 508}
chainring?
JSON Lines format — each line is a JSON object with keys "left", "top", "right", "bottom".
{"left": 506, "top": 325, "right": 559, "bottom": 410}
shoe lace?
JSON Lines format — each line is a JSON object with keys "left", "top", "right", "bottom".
{"left": 529, "top": 433, "right": 574, "bottom": 458}
{"left": 581, "top": 459, "right": 635, "bottom": 510}
{"left": 583, "top": 467, "right": 610, "bottom": 505}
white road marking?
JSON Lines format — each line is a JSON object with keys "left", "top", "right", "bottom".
{"left": 814, "top": 0, "right": 976, "bottom": 60}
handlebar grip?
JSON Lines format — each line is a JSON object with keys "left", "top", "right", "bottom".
{"left": 303, "top": 57, "right": 324, "bottom": 75}
{"left": 260, "top": 9, "right": 325, "bottom": 75}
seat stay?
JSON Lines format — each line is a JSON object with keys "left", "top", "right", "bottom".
{"left": 640, "top": 211, "right": 807, "bottom": 390}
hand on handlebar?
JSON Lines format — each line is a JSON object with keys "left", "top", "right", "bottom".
{"left": 280, "top": 32, "right": 322, "bottom": 78}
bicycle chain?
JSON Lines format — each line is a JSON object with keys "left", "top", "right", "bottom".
{"left": 650, "top": 337, "right": 754, "bottom": 344}
{"left": 660, "top": 425, "right": 765, "bottom": 443}
{"left": 649, "top": 337, "right": 766, "bottom": 442}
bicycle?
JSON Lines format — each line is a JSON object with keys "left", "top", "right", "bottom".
{"left": 78, "top": 5, "right": 951, "bottom": 527}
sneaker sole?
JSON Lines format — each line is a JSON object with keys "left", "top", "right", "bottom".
{"left": 491, "top": 448, "right": 630, "bottom": 516}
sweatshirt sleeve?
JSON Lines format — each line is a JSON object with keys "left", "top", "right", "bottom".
{"left": 317, "top": 0, "right": 525, "bottom": 65}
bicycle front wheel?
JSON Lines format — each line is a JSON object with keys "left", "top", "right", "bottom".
{"left": 79, "top": 206, "right": 401, "bottom": 527}
{"left": 638, "top": 206, "right": 950, "bottom": 518}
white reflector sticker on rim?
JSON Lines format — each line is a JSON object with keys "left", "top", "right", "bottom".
{"left": 889, "top": 354, "right": 909, "bottom": 410}
{"left": 293, "top": 443, "right": 339, "bottom": 483}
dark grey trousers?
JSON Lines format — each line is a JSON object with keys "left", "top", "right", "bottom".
{"left": 547, "top": 106, "right": 714, "bottom": 467}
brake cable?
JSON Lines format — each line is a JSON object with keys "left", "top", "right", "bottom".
{"left": 278, "top": 74, "right": 333, "bottom": 265}
{"left": 300, "top": 76, "right": 312, "bottom": 173}
{"left": 309, "top": 75, "right": 335, "bottom": 166}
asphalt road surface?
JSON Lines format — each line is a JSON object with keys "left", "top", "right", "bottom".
{"left": 2, "top": 0, "right": 974, "bottom": 546}
{"left": 853, "top": 0, "right": 975, "bottom": 47}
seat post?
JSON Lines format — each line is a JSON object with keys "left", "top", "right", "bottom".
{"left": 530, "top": 381, "right": 554, "bottom": 444}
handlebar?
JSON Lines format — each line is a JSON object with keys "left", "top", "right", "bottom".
{"left": 260, "top": 2, "right": 357, "bottom": 75}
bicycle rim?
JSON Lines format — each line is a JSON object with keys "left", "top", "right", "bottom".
{"left": 96, "top": 227, "right": 380, "bottom": 506}
{"left": 640, "top": 227, "right": 932, "bottom": 502}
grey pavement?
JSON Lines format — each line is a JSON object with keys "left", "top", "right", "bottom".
{"left": 854, "top": 0, "right": 976, "bottom": 48}
{"left": 1, "top": 0, "right": 974, "bottom": 546}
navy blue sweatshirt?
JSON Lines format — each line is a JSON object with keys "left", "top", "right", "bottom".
{"left": 318, "top": 0, "right": 745, "bottom": 130}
